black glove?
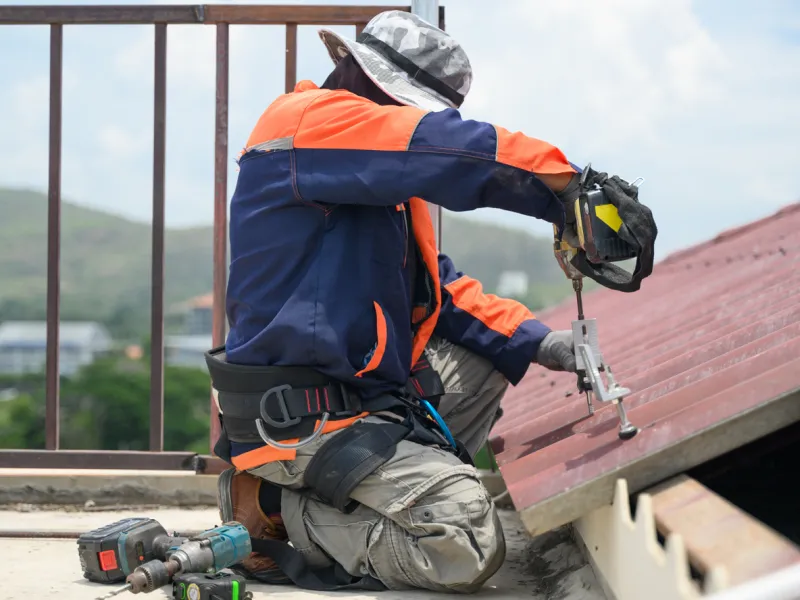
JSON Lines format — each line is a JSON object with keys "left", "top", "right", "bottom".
{"left": 536, "top": 330, "right": 577, "bottom": 373}
{"left": 571, "top": 168, "right": 658, "bottom": 292}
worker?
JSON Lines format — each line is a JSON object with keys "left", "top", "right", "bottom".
{"left": 205, "top": 9, "right": 639, "bottom": 594}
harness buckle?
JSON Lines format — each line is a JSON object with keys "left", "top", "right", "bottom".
{"left": 255, "top": 384, "right": 330, "bottom": 450}
{"left": 258, "top": 384, "right": 302, "bottom": 429}
{"left": 255, "top": 412, "right": 330, "bottom": 450}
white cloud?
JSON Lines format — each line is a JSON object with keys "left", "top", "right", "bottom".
{"left": 459, "top": 0, "right": 730, "bottom": 150}
{"left": 97, "top": 124, "right": 149, "bottom": 160}
{"left": 114, "top": 24, "right": 217, "bottom": 92}
{"left": 0, "top": 0, "right": 797, "bottom": 259}
{"left": 446, "top": 0, "right": 799, "bottom": 254}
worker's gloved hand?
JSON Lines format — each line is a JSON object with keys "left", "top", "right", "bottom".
{"left": 536, "top": 330, "right": 577, "bottom": 373}
{"left": 571, "top": 168, "right": 658, "bottom": 293}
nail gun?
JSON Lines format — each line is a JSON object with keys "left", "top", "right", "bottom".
{"left": 553, "top": 164, "right": 650, "bottom": 440}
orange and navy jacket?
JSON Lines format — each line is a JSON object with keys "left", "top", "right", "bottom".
{"left": 224, "top": 81, "right": 577, "bottom": 459}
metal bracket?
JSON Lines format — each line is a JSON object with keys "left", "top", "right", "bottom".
{"left": 572, "top": 318, "right": 604, "bottom": 372}
{"left": 576, "top": 344, "right": 629, "bottom": 404}
{"left": 573, "top": 318, "right": 639, "bottom": 440}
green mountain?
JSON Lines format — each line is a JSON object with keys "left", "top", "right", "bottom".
{"left": 0, "top": 187, "right": 574, "bottom": 340}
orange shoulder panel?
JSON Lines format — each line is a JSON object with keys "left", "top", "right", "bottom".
{"left": 494, "top": 124, "right": 577, "bottom": 175}
{"left": 444, "top": 275, "right": 535, "bottom": 338}
{"left": 294, "top": 91, "right": 427, "bottom": 151}
{"left": 245, "top": 84, "right": 329, "bottom": 148}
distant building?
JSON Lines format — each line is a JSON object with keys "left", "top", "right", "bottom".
{"left": 165, "top": 334, "right": 212, "bottom": 371}
{"left": 164, "top": 293, "right": 219, "bottom": 370}
{"left": 497, "top": 271, "right": 529, "bottom": 298}
{"left": 182, "top": 294, "right": 213, "bottom": 335}
{"left": 0, "top": 321, "right": 112, "bottom": 376}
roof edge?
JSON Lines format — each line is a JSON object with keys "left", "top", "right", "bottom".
{"left": 658, "top": 201, "right": 800, "bottom": 268}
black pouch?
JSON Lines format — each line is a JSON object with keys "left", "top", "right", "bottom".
{"left": 304, "top": 421, "right": 410, "bottom": 513}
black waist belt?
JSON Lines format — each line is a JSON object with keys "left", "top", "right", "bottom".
{"left": 205, "top": 346, "right": 401, "bottom": 444}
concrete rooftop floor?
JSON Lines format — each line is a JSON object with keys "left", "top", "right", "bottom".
{"left": 1, "top": 506, "right": 604, "bottom": 600}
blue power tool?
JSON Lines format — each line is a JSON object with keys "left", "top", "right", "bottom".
{"left": 93, "top": 522, "right": 252, "bottom": 599}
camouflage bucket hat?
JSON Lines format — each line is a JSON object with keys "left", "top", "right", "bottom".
{"left": 318, "top": 10, "right": 472, "bottom": 111}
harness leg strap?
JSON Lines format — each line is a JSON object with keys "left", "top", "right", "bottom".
{"left": 304, "top": 421, "right": 410, "bottom": 513}
{"left": 249, "top": 537, "right": 386, "bottom": 591}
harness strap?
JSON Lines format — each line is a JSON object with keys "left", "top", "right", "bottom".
{"left": 406, "top": 354, "right": 444, "bottom": 408}
{"left": 248, "top": 537, "right": 386, "bottom": 592}
{"left": 219, "top": 382, "right": 359, "bottom": 426}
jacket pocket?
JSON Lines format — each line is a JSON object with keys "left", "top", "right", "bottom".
{"left": 355, "top": 301, "right": 388, "bottom": 378}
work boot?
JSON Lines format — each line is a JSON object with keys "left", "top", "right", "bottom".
{"left": 217, "top": 468, "right": 290, "bottom": 584}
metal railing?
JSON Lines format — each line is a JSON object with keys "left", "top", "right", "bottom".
{"left": 0, "top": 3, "right": 445, "bottom": 473}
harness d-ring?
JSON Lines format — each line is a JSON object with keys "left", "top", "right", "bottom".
{"left": 255, "top": 412, "right": 330, "bottom": 450}
{"left": 255, "top": 384, "right": 331, "bottom": 449}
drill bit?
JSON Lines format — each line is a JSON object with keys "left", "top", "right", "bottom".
{"left": 572, "top": 278, "right": 594, "bottom": 414}
{"left": 95, "top": 583, "right": 132, "bottom": 600}
{"left": 573, "top": 278, "right": 584, "bottom": 321}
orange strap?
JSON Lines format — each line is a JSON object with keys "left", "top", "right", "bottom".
{"left": 230, "top": 412, "right": 369, "bottom": 471}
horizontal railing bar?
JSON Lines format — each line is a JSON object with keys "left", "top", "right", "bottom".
{"left": 0, "top": 4, "right": 409, "bottom": 25}
{"left": 0, "top": 451, "right": 232, "bottom": 473}
{"left": 203, "top": 5, "right": 408, "bottom": 24}
{"left": 0, "top": 450, "right": 199, "bottom": 470}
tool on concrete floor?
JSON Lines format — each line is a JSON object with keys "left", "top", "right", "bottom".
{"left": 553, "top": 164, "right": 643, "bottom": 440}
{"left": 78, "top": 517, "right": 189, "bottom": 583}
{"left": 172, "top": 572, "right": 253, "bottom": 600}
{"left": 91, "top": 522, "right": 252, "bottom": 599}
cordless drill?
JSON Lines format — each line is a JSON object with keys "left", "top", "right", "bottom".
{"left": 553, "top": 164, "right": 641, "bottom": 440}
{"left": 78, "top": 520, "right": 252, "bottom": 599}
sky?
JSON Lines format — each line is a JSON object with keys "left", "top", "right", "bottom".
{"left": 1, "top": 0, "right": 799, "bottom": 260}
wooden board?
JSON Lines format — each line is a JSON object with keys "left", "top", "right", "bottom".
{"left": 649, "top": 475, "right": 800, "bottom": 587}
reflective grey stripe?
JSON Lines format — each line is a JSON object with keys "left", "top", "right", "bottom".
{"left": 248, "top": 136, "right": 294, "bottom": 152}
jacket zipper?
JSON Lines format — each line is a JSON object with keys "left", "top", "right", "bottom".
{"left": 398, "top": 204, "right": 409, "bottom": 268}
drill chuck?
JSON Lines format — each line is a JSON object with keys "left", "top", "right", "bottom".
{"left": 127, "top": 559, "right": 175, "bottom": 593}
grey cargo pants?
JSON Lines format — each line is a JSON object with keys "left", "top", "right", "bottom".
{"left": 247, "top": 335, "right": 509, "bottom": 593}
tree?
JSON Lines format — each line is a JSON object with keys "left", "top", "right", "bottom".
{"left": 0, "top": 359, "right": 212, "bottom": 453}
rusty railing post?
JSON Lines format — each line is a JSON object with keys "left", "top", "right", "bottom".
{"left": 45, "top": 22, "right": 63, "bottom": 451}
{"left": 285, "top": 23, "right": 297, "bottom": 93}
{"left": 210, "top": 21, "right": 229, "bottom": 451}
{"left": 150, "top": 22, "right": 167, "bottom": 452}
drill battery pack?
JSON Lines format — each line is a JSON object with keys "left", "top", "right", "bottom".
{"left": 172, "top": 572, "right": 251, "bottom": 600}
{"left": 576, "top": 187, "right": 638, "bottom": 264}
{"left": 77, "top": 517, "right": 167, "bottom": 583}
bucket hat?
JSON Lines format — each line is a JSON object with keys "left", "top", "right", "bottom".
{"left": 318, "top": 10, "right": 472, "bottom": 112}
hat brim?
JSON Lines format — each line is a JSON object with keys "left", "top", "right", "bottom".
{"left": 318, "top": 28, "right": 456, "bottom": 112}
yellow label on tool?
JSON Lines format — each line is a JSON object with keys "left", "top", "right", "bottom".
{"left": 594, "top": 204, "right": 623, "bottom": 232}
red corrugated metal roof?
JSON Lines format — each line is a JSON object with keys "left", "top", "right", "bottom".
{"left": 490, "top": 202, "right": 800, "bottom": 535}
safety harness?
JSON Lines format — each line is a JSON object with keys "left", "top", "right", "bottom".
{"left": 205, "top": 345, "right": 473, "bottom": 592}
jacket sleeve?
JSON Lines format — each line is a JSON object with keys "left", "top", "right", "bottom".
{"left": 434, "top": 253, "right": 551, "bottom": 385}
{"left": 265, "top": 89, "right": 578, "bottom": 227}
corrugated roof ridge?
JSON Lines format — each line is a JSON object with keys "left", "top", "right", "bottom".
{"left": 659, "top": 201, "right": 800, "bottom": 267}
